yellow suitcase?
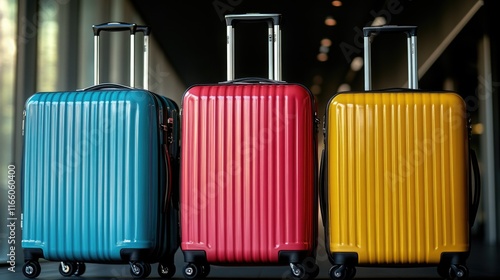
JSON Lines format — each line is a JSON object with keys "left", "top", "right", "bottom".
{"left": 320, "top": 26, "right": 480, "bottom": 280}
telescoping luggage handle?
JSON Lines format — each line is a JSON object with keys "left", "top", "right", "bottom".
{"left": 92, "top": 22, "right": 151, "bottom": 90}
{"left": 363, "top": 25, "right": 418, "bottom": 90}
{"left": 225, "top": 13, "right": 282, "bottom": 81}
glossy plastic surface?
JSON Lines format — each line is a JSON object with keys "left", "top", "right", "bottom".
{"left": 180, "top": 84, "right": 317, "bottom": 263}
{"left": 22, "top": 89, "right": 177, "bottom": 263}
{"left": 325, "top": 92, "right": 469, "bottom": 265}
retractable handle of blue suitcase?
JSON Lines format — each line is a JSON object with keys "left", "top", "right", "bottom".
{"left": 225, "top": 13, "right": 282, "bottom": 81}
{"left": 363, "top": 25, "right": 418, "bottom": 90}
{"left": 92, "top": 22, "right": 151, "bottom": 90}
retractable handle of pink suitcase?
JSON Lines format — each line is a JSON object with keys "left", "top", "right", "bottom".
{"left": 363, "top": 25, "right": 418, "bottom": 90}
{"left": 92, "top": 22, "right": 151, "bottom": 90}
{"left": 225, "top": 13, "right": 282, "bottom": 81}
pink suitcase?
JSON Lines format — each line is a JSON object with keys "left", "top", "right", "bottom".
{"left": 180, "top": 14, "right": 319, "bottom": 279}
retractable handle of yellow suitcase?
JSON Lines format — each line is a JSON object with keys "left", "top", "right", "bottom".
{"left": 363, "top": 25, "right": 418, "bottom": 90}
{"left": 92, "top": 22, "right": 151, "bottom": 90}
{"left": 225, "top": 13, "right": 282, "bottom": 81}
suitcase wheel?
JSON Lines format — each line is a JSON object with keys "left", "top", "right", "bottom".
{"left": 328, "top": 264, "right": 356, "bottom": 280}
{"left": 158, "top": 262, "right": 176, "bottom": 279}
{"left": 183, "top": 263, "right": 210, "bottom": 279}
{"left": 59, "top": 262, "right": 77, "bottom": 277}
{"left": 74, "top": 262, "right": 86, "bottom": 276}
{"left": 201, "top": 264, "right": 211, "bottom": 277}
{"left": 129, "top": 261, "right": 152, "bottom": 278}
{"left": 22, "top": 261, "right": 41, "bottom": 279}
{"left": 443, "top": 264, "right": 469, "bottom": 280}
{"left": 289, "top": 262, "right": 320, "bottom": 280}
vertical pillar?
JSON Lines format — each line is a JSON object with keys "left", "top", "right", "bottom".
{"left": 14, "top": 0, "right": 39, "bottom": 262}
{"left": 478, "top": 34, "right": 496, "bottom": 244}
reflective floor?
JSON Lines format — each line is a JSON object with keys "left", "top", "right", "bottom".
{"left": 1, "top": 239, "right": 499, "bottom": 279}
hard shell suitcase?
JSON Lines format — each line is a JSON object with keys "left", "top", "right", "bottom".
{"left": 21, "top": 22, "right": 180, "bottom": 279}
{"left": 180, "top": 14, "right": 320, "bottom": 279}
{"left": 320, "top": 26, "right": 481, "bottom": 280}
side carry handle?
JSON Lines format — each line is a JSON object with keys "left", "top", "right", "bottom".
{"left": 319, "top": 150, "right": 327, "bottom": 223}
{"left": 363, "top": 25, "right": 418, "bottom": 90}
{"left": 469, "top": 149, "right": 481, "bottom": 227}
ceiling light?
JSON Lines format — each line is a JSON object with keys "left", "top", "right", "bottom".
{"left": 472, "top": 123, "right": 484, "bottom": 134}
{"left": 317, "top": 53, "right": 328, "bottom": 62}
{"left": 350, "top": 56, "right": 363, "bottom": 71}
{"left": 443, "top": 77, "right": 455, "bottom": 91}
{"left": 332, "top": 0, "right": 342, "bottom": 7}
{"left": 325, "top": 16, "right": 336, "bottom": 26}
{"left": 338, "top": 83, "right": 351, "bottom": 92}
{"left": 371, "top": 16, "right": 386, "bottom": 26}
{"left": 321, "top": 38, "right": 332, "bottom": 47}
{"left": 311, "top": 84, "right": 321, "bottom": 95}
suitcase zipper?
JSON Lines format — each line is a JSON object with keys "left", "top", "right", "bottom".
{"left": 159, "top": 118, "right": 174, "bottom": 144}
{"left": 314, "top": 113, "right": 320, "bottom": 134}
{"left": 167, "top": 118, "right": 174, "bottom": 144}
{"left": 22, "top": 110, "right": 26, "bottom": 136}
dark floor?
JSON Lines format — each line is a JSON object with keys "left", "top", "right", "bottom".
{"left": 1, "top": 238, "right": 499, "bottom": 280}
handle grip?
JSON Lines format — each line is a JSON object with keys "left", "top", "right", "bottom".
{"left": 92, "top": 22, "right": 136, "bottom": 36}
{"left": 225, "top": 13, "right": 280, "bottom": 27}
{"left": 136, "top": 25, "right": 151, "bottom": 35}
{"left": 363, "top": 25, "right": 417, "bottom": 37}
{"left": 218, "top": 77, "right": 286, "bottom": 84}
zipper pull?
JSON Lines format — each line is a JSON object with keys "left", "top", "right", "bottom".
{"left": 167, "top": 118, "right": 174, "bottom": 144}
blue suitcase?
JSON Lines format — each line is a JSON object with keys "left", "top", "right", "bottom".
{"left": 21, "top": 23, "right": 180, "bottom": 279}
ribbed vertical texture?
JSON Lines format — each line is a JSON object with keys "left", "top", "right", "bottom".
{"left": 181, "top": 84, "right": 316, "bottom": 263}
{"left": 22, "top": 90, "right": 162, "bottom": 262}
{"left": 326, "top": 92, "right": 469, "bottom": 265}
